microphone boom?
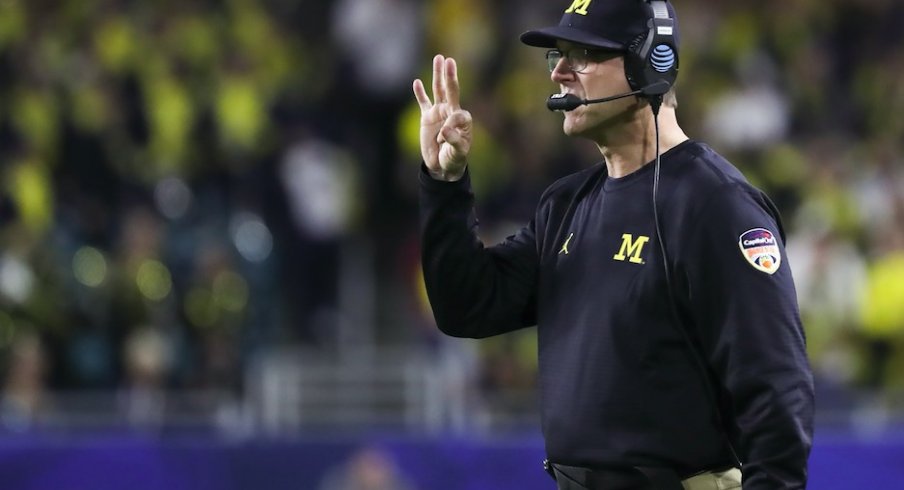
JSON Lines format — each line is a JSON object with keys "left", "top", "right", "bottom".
{"left": 545, "top": 81, "right": 669, "bottom": 112}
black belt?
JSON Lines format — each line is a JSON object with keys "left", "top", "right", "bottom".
{"left": 544, "top": 459, "right": 733, "bottom": 490}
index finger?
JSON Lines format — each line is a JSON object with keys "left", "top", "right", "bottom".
{"left": 413, "top": 79, "right": 431, "bottom": 112}
{"left": 445, "top": 57, "right": 461, "bottom": 109}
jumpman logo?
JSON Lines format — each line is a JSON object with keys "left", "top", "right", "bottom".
{"left": 559, "top": 233, "right": 574, "bottom": 255}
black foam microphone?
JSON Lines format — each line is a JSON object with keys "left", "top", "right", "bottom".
{"left": 546, "top": 81, "right": 671, "bottom": 112}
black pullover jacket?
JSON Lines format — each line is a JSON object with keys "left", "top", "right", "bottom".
{"left": 419, "top": 140, "right": 814, "bottom": 488}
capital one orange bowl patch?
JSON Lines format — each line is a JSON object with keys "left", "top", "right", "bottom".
{"left": 738, "top": 228, "right": 781, "bottom": 274}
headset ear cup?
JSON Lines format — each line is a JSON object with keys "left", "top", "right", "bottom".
{"left": 624, "top": 0, "right": 679, "bottom": 99}
{"left": 624, "top": 32, "right": 648, "bottom": 92}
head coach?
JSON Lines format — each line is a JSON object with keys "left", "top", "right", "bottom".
{"left": 412, "top": 0, "right": 815, "bottom": 488}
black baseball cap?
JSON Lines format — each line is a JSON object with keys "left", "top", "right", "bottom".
{"left": 520, "top": 0, "right": 679, "bottom": 50}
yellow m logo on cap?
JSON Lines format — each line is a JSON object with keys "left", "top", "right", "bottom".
{"left": 564, "top": 0, "right": 592, "bottom": 15}
{"left": 613, "top": 234, "right": 650, "bottom": 264}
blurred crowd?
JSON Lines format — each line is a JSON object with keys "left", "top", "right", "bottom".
{"left": 0, "top": 0, "right": 903, "bottom": 432}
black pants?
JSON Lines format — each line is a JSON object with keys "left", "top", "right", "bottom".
{"left": 550, "top": 463, "right": 685, "bottom": 490}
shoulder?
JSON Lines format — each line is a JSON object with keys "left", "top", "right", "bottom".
{"left": 669, "top": 142, "right": 772, "bottom": 211}
{"left": 538, "top": 163, "right": 606, "bottom": 205}
{"left": 667, "top": 141, "right": 786, "bottom": 237}
{"left": 529, "top": 164, "right": 606, "bottom": 235}
{"left": 671, "top": 141, "right": 751, "bottom": 192}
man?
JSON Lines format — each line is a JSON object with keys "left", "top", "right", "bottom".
{"left": 412, "top": 1, "right": 814, "bottom": 488}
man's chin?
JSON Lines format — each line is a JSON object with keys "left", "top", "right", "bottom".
{"left": 562, "top": 111, "right": 623, "bottom": 139}
{"left": 562, "top": 117, "right": 589, "bottom": 138}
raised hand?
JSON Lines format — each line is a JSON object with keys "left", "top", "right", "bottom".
{"left": 413, "top": 55, "right": 473, "bottom": 181}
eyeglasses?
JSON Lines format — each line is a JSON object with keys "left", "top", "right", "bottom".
{"left": 546, "top": 48, "right": 622, "bottom": 74}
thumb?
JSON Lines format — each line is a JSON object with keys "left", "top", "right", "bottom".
{"left": 441, "top": 125, "right": 462, "bottom": 146}
{"left": 438, "top": 110, "right": 472, "bottom": 146}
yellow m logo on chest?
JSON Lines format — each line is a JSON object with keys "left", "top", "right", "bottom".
{"left": 613, "top": 234, "right": 650, "bottom": 264}
{"left": 564, "top": 0, "right": 592, "bottom": 15}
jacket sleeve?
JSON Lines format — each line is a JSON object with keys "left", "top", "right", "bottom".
{"left": 680, "top": 184, "right": 815, "bottom": 489}
{"left": 419, "top": 165, "right": 538, "bottom": 338}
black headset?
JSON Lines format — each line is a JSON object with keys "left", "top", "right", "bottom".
{"left": 624, "top": 0, "right": 679, "bottom": 109}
